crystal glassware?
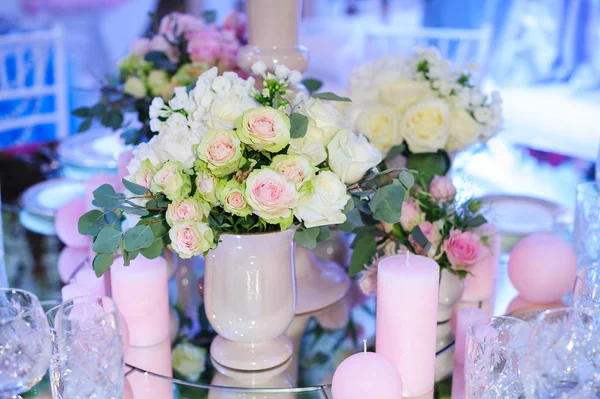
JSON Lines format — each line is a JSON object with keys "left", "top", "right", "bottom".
{"left": 465, "top": 315, "right": 530, "bottom": 399}
{"left": 0, "top": 288, "right": 52, "bottom": 397}
{"left": 53, "top": 295, "right": 124, "bottom": 399}
{"left": 522, "top": 308, "right": 600, "bottom": 398}
{"left": 572, "top": 264, "right": 600, "bottom": 310}
{"left": 573, "top": 182, "right": 600, "bottom": 267}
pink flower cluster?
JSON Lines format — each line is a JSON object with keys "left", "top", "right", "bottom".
{"left": 444, "top": 229, "right": 490, "bottom": 270}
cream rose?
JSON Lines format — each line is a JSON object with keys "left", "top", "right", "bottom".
{"left": 444, "top": 107, "right": 482, "bottom": 152}
{"left": 355, "top": 104, "right": 403, "bottom": 156}
{"left": 166, "top": 197, "right": 211, "bottom": 226}
{"left": 169, "top": 221, "right": 214, "bottom": 259}
{"left": 378, "top": 80, "right": 432, "bottom": 111}
{"left": 206, "top": 92, "right": 258, "bottom": 131}
{"left": 287, "top": 125, "right": 332, "bottom": 166}
{"left": 293, "top": 171, "right": 350, "bottom": 228}
{"left": 150, "top": 161, "right": 192, "bottom": 200}
{"left": 245, "top": 168, "right": 299, "bottom": 224}
{"left": 147, "top": 70, "right": 174, "bottom": 100}
{"left": 400, "top": 99, "right": 451, "bottom": 153}
{"left": 270, "top": 154, "right": 315, "bottom": 189}
{"left": 197, "top": 130, "right": 244, "bottom": 177}
{"left": 172, "top": 341, "right": 207, "bottom": 381}
{"left": 236, "top": 107, "right": 291, "bottom": 152}
{"left": 296, "top": 96, "right": 342, "bottom": 143}
{"left": 131, "top": 159, "right": 156, "bottom": 189}
{"left": 195, "top": 169, "right": 219, "bottom": 204}
{"left": 123, "top": 76, "right": 147, "bottom": 99}
{"left": 327, "top": 130, "right": 382, "bottom": 184}
{"left": 216, "top": 179, "right": 251, "bottom": 217}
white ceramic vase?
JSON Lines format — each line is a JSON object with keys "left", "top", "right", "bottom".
{"left": 204, "top": 230, "right": 296, "bottom": 372}
{"left": 237, "top": 0, "right": 309, "bottom": 73}
{"left": 435, "top": 268, "right": 465, "bottom": 382}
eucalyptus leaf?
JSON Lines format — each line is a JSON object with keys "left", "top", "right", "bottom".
{"left": 122, "top": 250, "right": 139, "bottom": 266}
{"left": 93, "top": 253, "right": 114, "bottom": 277}
{"left": 349, "top": 234, "right": 377, "bottom": 276}
{"left": 92, "top": 227, "right": 123, "bottom": 254}
{"left": 124, "top": 225, "right": 154, "bottom": 251}
{"left": 121, "top": 206, "right": 150, "bottom": 216}
{"left": 301, "top": 78, "right": 323, "bottom": 94}
{"left": 294, "top": 227, "right": 321, "bottom": 250}
{"left": 369, "top": 184, "right": 406, "bottom": 223}
{"left": 93, "top": 184, "right": 124, "bottom": 210}
{"left": 407, "top": 151, "right": 450, "bottom": 187}
{"left": 101, "top": 109, "right": 124, "bottom": 130}
{"left": 140, "top": 239, "right": 164, "bottom": 259}
{"left": 339, "top": 208, "right": 363, "bottom": 233}
{"left": 78, "top": 210, "right": 105, "bottom": 236}
{"left": 72, "top": 107, "right": 91, "bottom": 117}
{"left": 144, "top": 51, "right": 177, "bottom": 72}
{"left": 77, "top": 118, "right": 93, "bottom": 133}
{"left": 466, "top": 214, "right": 487, "bottom": 228}
{"left": 316, "top": 226, "right": 331, "bottom": 243}
{"left": 397, "top": 171, "right": 415, "bottom": 190}
{"left": 312, "top": 92, "right": 352, "bottom": 102}
{"left": 122, "top": 178, "right": 149, "bottom": 195}
{"left": 352, "top": 196, "right": 371, "bottom": 214}
{"left": 289, "top": 113, "right": 309, "bottom": 138}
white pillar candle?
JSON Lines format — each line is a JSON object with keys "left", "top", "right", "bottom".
{"left": 376, "top": 253, "right": 440, "bottom": 397}
{"left": 111, "top": 256, "right": 170, "bottom": 347}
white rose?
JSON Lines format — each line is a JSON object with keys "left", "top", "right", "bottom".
{"left": 445, "top": 107, "right": 482, "bottom": 152}
{"left": 296, "top": 96, "right": 343, "bottom": 144}
{"left": 288, "top": 134, "right": 328, "bottom": 166}
{"left": 400, "top": 99, "right": 451, "bottom": 153}
{"left": 354, "top": 104, "right": 403, "bottom": 156}
{"left": 378, "top": 80, "right": 432, "bottom": 112}
{"left": 172, "top": 342, "right": 207, "bottom": 381}
{"left": 151, "top": 161, "right": 192, "bottom": 200}
{"left": 151, "top": 125, "right": 201, "bottom": 170}
{"left": 123, "top": 76, "right": 147, "bottom": 99}
{"left": 195, "top": 169, "right": 219, "bottom": 204}
{"left": 294, "top": 171, "right": 350, "bottom": 228}
{"left": 169, "top": 221, "right": 214, "bottom": 259}
{"left": 127, "top": 139, "right": 162, "bottom": 177}
{"left": 206, "top": 92, "right": 258, "bottom": 131}
{"left": 270, "top": 154, "right": 315, "bottom": 188}
{"left": 327, "top": 130, "right": 382, "bottom": 184}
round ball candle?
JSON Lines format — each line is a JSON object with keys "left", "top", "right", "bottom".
{"left": 55, "top": 197, "right": 90, "bottom": 247}
{"left": 508, "top": 233, "right": 577, "bottom": 304}
{"left": 376, "top": 253, "right": 440, "bottom": 397}
{"left": 454, "top": 308, "right": 486, "bottom": 365}
{"left": 111, "top": 256, "right": 170, "bottom": 347}
{"left": 57, "top": 246, "right": 89, "bottom": 283}
{"left": 332, "top": 340, "right": 402, "bottom": 399}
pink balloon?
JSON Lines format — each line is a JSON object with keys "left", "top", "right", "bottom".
{"left": 508, "top": 233, "right": 577, "bottom": 304}
{"left": 57, "top": 246, "right": 89, "bottom": 283}
{"left": 55, "top": 197, "right": 89, "bottom": 247}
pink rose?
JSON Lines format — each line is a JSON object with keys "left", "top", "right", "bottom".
{"left": 408, "top": 221, "right": 442, "bottom": 257}
{"left": 245, "top": 168, "right": 299, "bottom": 223}
{"left": 149, "top": 35, "right": 180, "bottom": 63}
{"left": 444, "top": 230, "right": 490, "bottom": 270}
{"left": 169, "top": 221, "right": 214, "bottom": 259}
{"left": 187, "top": 27, "right": 222, "bottom": 64}
{"left": 159, "top": 12, "right": 204, "bottom": 41}
{"left": 222, "top": 10, "right": 247, "bottom": 41}
{"left": 196, "top": 131, "right": 243, "bottom": 177}
{"left": 429, "top": 175, "right": 456, "bottom": 203}
{"left": 130, "top": 38, "right": 151, "bottom": 57}
{"left": 399, "top": 198, "right": 425, "bottom": 232}
{"left": 166, "top": 198, "right": 209, "bottom": 226}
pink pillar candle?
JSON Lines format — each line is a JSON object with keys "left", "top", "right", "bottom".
{"left": 74, "top": 267, "right": 108, "bottom": 296}
{"left": 462, "top": 235, "right": 500, "bottom": 302}
{"left": 451, "top": 362, "right": 465, "bottom": 399}
{"left": 111, "top": 256, "right": 170, "bottom": 347}
{"left": 332, "top": 342, "right": 403, "bottom": 399}
{"left": 454, "top": 308, "right": 486, "bottom": 365}
{"left": 125, "top": 338, "right": 173, "bottom": 399}
{"left": 376, "top": 253, "right": 440, "bottom": 397}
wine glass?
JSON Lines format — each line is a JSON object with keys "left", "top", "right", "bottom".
{"left": 522, "top": 308, "right": 600, "bottom": 398}
{"left": 54, "top": 295, "right": 124, "bottom": 399}
{"left": 0, "top": 288, "right": 52, "bottom": 397}
{"left": 572, "top": 263, "right": 600, "bottom": 310}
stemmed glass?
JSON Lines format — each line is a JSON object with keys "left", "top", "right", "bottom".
{"left": 0, "top": 288, "right": 52, "bottom": 398}
{"left": 52, "top": 295, "right": 125, "bottom": 399}
{"left": 522, "top": 308, "right": 600, "bottom": 398}
{"left": 572, "top": 264, "right": 600, "bottom": 310}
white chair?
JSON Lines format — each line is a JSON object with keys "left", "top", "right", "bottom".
{"left": 362, "top": 23, "right": 493, "bottom": 78}
{"left": 0, "top": 25, "right": 68, "bottom": 146}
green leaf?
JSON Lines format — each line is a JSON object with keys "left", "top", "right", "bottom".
{"left": 466, "top": 214, "right": 487, "bottom": 228}
{"left": 144, "top": 51, "right": 177, "bottom": 73}
{"left": 301, "top": 78, "right": 323, "bottom": 94}
{"left": 101, "top": 109, "right": 124, "bottom": 130}
{"left": 289, "top": 113, "right": 309, "bottom": 139}
{"left": 120, "top": 206, "right": 149, "bottom": 216}
{"left": 122, "top": 178, "right": 149, "bottom": 195}
{"left": 140, "top": 239, "right": 164, "bottom": 259}
{"left": 352, "top": 196, "right": 371, "bottom": 214}
{"left": 122, "top": 250, "right": 139, "bottom": 266}
{"left": 397, "top": 171, "right": 415, "bottom": 190}
{"left": 407, "top": 151, "right": 451, "bottom": 187}
{"left": 339, "top": 208, "right": 363, "bottom": 233}
{"left": 124, "top": 225, "right": 155, "bottom": 251}
{"left": 411, "top": 225, "right": 431, "bottom": 254}
{"left": 202, "top": 10, "right": 216, "bottom": 23}
{"left": 93, "top": 184, "right": 124, "bottom": 210}
{"left": 386, "top": 143, "right": 406, "bottom": 160}
{"left": 312, "top": 92, "right": 351, "bottom": 102}
{"left": 272, "top": 92, "right": 285, "bottom": 109}
{"left": 78, "top": 210, "right": 105, "bottom": 236}
{"left": 369, "top": 184, "right": 406, "bottom": 223}
{"left": 72, "top": 107, "right": 91, "bottom": 117}
{"left": 92, "top": 227, "right": 123, "bottom": 254}
{"left": 316, "top": 226, "right": 331, "bottom": 244}
{"left": 294, "top": 227, "right": 321, "bottom": 250}
{"left": 349, "top": 234, "right": 377, "bottom": 276}
{"left": 93, "top": 253, "right": 114, "bottom": 277}
{"left": 77, "top": 118, "right": 93, "bottom": 133}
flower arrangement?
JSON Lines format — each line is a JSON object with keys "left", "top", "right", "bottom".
{"left": 344, "top": 48, "right": 503, "bottom": 185}
{"left": 355, "top": 174, "right": 497, "bottom": 295}
{"left": 73, "top": 10, "right": 247, "bottom": 145}
{"left": 78, "top": 62, "right": 414, "bottom": 276}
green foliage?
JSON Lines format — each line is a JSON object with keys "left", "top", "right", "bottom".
{"left": 202, "top": 10, "right": 216, "bottom": 23}
{"left": 78, "top": 210, "right": 105, "bottom": 236}
{"left": 93, "top": 253, "right": 114, "bottom": 277}
{"left": 122, "top": 178, "right": 149, "bottom": 195}
{"left": 92, "top": 227, "right": 123, "bottom": 254}
{"left": 301, "top": 78, "right": 323, "bottom": 94}
{"left": 93, "top": 184, "right": 125, "bottom": 211}
{"left": 369, "top": 184, "right": 406, "bottom": 223}
{"left": 311, "top": 92, "right": 351, "bottom": 102}
{"left": 407, "top": 151, "right": 451, "bottom": 186}
{"left": 289, "top": 113, "right": 309, "bottom": 138}
{"left": 349, "top": 234, "right": 378, "bottom": 276}
{"left": 124, "top": 225, "right": 155, "bottom": 251}
{"left": 144, "top": 51, "right": 177, "bottom": 72}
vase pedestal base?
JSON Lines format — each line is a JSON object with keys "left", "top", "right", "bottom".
{"left": 210, "top": 335, "right": 294, "bottom": 372}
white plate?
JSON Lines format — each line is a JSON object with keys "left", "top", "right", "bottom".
{"left": 19, "top": 178, "right": 85, "bottom": 218}
{"left": 58, "top": 129, "right": 126, "bottom": 170}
